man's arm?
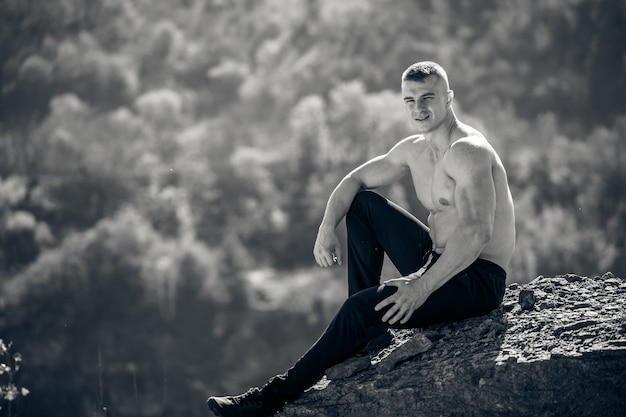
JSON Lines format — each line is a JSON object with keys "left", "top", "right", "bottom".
{"left": 313, "top": 138, "right": 413, "bottom": 267}
{"left": 418, "top": 140, "right": 496, "bottom": 290}
{"left": 375, "top": 140, "right": 496, "bottom": 324}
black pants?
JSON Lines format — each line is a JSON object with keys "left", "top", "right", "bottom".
{"left": 264, "top": 191, "right": 506, "bottom": 409}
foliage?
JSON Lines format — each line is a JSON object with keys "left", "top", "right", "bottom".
{"left": 1, "top": 0, "right": 625, "bottom": 416}
{"left": 0, "top": 207, "right": 337, "bottom": 416}
{"left": 0, "top": 340, "right": 29, "bottom": 417}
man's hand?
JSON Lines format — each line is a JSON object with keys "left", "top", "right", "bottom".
{"left": 375, "top": 277, "right": 431, "bottom": 325}
{"left": 313, "top": 229, "right": 343, "bottom": 267}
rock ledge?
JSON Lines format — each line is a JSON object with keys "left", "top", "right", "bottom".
{"left": 280, "top": 272, "right": 626, "bottom": 417}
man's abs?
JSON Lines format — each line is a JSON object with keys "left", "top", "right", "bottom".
{"left": 428, "top": 208, "right": 514, "bottom": 272}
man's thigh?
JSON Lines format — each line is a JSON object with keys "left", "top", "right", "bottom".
{"left": 403, "top": 266, "right": 504, "bottom": 329}
{"left": 349, "top": 191, "right": 432, "bottom": 275}
{"left": 355, "top": 270, "right": 501, "bottom": 330}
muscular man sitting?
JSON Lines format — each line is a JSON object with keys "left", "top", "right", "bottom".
{"left": 207, "top": 61, "right": 516, "bottom": 417}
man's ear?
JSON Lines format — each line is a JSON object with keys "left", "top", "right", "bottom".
{"left": 447, "top": 90, "right": 454, "bottom": 106}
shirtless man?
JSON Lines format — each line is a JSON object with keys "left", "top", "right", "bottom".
{"left": 207, "top": 61, "right": 515, "bottom": 417}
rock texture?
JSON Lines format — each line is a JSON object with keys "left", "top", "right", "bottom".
{"left": 280, "top": 273, "right": 626, "bottom": 417}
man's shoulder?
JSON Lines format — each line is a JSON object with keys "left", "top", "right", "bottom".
{"left": 449, "top": 121, "right": 495, "bottom": 157}
{"left": 400, "top": 133, "right": 428, "bottom": 145}
{"left": 449, "top": 134, "right": 492, "bottom": 154}
{"left": 388, "top": 134, "right": 429, "bottom": 157}
{"left": 393, "top": 134, "right": 431, "bottom": 153}
{"left": 445, "top": 133, "right": 495, "bottom": 172}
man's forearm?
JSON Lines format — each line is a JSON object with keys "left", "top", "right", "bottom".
{"left": 314, "top": 175, "right": 363, "bottom": 267}
{"left": 319, "top": 176, "right": 362, "bottom": 232}
{"left": 417, "top": 229, "right": 487, "bottom": 293}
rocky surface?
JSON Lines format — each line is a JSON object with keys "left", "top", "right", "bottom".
{"left": 280, "top": 272, "right": 626, "bottom": 417}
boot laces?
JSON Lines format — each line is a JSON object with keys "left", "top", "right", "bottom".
{"left": 231, "top": 388, "right": 271, "bottom": 414}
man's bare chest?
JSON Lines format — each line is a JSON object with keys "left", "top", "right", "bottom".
{"left": 408, "top": 158, "right": 456, "bottom": 212}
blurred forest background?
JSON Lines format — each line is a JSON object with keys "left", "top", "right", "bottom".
{"left": 0, "top": 0, "right": 625, "bottom": 416}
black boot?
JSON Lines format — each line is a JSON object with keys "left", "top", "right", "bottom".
{"left": 207, "top": 387, "right": 276, "bottom": 417}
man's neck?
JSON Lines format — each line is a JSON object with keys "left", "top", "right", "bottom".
{"left": 423, "top": 113, "right": 458, "bottom": 159}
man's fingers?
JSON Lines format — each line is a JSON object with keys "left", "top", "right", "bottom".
{"left": 382, "top": 308, "right": 394, "bottom": 323}
{"left": 333, "top": 249, "right": 343, "bottom": 265}
{"left": 323, "top": 249, "right": 330, "bottom": 264}
{"left": 314, "top": 248, "right": 342, "bottom": 268}
{"left": 314, "top": 253, "right": 327, "bottom": 267}
{"left": 376, "top": 292, "right": 411, "bottom": 324}
{"left": 330, "top": 242, "right": 343, "bottom": 265}
{"left": 382, "top": 303, "right": 400, "bottom": 323}
{"left": 399, "top": 307, "right": 415, "bottom": 324}
{"left": 314, "top": 251, "right": 334, "bottom": 268}
{"left": 326, "top": 251, "right": 339, "bottom": 267}
{"left": 376, "top": 281, "right": 425, "bottom": 324}
{"left": 377, "top": 288, "right": 414, "bottom": 323}
{"left": 386, "top": 302, "right": 411, "bottom": 324}
{"left": 325, "top": 250, "right": 344, "bottom": 266}
{"left": 375, "top": 288, "right": 396, "bottom": 311}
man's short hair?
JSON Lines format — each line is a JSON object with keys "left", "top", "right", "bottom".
{"left": 401, "top": 61, "right": 450, "bottom": 89}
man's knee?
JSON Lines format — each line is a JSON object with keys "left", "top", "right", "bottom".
{"left": 352, "top": 190, "right": 383, "bottom": 208}
{"left": 347, "top": 191, "right": 384, "bottom": 222}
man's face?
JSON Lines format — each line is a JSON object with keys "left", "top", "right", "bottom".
{"left": 401, "top": 76, "right": 451, "bottom": 133}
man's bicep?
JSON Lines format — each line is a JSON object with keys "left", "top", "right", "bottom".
{"left": 449, "top": 150, "right": 496, "bottom": 239}
{"left": 348, "top": 142, "right": 410, "bottom": 189}
{"left": 456, "top": 171, "right": 496, "bottom": 226}
{"left": 348, "top": 156, "right": 408, "bottom": 189}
